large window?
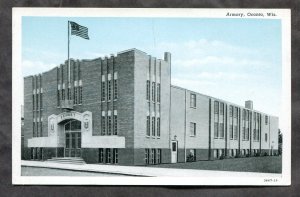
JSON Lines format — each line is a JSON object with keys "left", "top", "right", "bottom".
{"left": 101, "top": 81, "right": 105, "bottom": 101}
{"left": 265, "top": 133, "right": 268, "bottom": 142}
{"left": 157, "top": 83, "right": 161, "bottom": 103}
{"left": 220, "top": 103, "right": 224, "bottom": 115}
{"left": 113, "top": 114, "right": 118, "bottom": 135}
{"left": 101, "top": 115, "right": 106, "bottom": 135}
{"left": 152, "top": 117, "right": 156, "bottom": 136}
{"left": 74, "top": 86, "right": 78, "bottom": 104}
{"left": 265, "top": 115, "right": 268, "bottom": 125}
{"left": 234, "top": 125, "right": 238, "bottom": 140}
{"left": 229, "top": 105, "right": 233, "bottom": 117}
{"left": 106, "top": 149, "right": 111, "bottom": 163}
{"left": 107, "top": 115, "right": 112, "bottom": 135}
{"left": 157, "top": 117, "right": 160, "bottom": 137}
{"left": 114, "top": 78, "right": 118, "bottom": 100}
{"left": 152, "top": 82, "right": 156, "bottom": 102}
{"left": 145, "top": 149, "right": 150, "bottom": 164}
{"left": 78, "top": 86, "right": 82, "bottom": 104}
{"left": 229, "top": 125, "right": 233, "bottom": 139}
{"left": 146, "top": 80, "right": 150, "bottom": 101}
{"left": 190, "top": 93, "right": 196, "bottom": 108}
{"left": 214, "top": 122, "right": 218, "bottom": 138}
{"left": 99, "top": 148, "right": 104, "bottom": 163}
{"left": 157, "top": 149, "right": 161, "bottom": 164}
{"left": 219, "top": 123, "right": 224, "bottom": 138}
{"left": 190, "top": 122, "right": 196, "bottom": 136}
{"left": 113, "top": 149, "right": 118, "bottom": 164}
{"left": 146, "top": 116, "right": 150, "bottom": 136}
{"left": 108, "top": 80, "right": 112, "bottom": 101}
{"left": 64, "top": 120, "right": 81, "bottom": 132}
{"left": 57, "top": 89, "right": 60, "bottom": 106}
{"left": 214, "top": 101, "right": 219, "bottom": 114}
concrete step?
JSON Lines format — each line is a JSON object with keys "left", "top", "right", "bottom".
{"left": 46, "top": 157, "right": 86, "bottom": 165}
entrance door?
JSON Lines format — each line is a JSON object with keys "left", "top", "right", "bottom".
{"left": 171, "top": 141, "right": 178, "bottom": 163}
{"left": 65, "top": 132, "right": 81, "bottom": 157}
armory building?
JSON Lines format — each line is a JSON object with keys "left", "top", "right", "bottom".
{"left": 23, "top": 48, "right": 279, "bottom": 165}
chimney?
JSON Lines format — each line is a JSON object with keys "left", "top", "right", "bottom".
{"left": 245, "top": 100, "right": 253, "bottom": 110}
{"left": 164, "top": 52, "right": 171, "bottom": 64}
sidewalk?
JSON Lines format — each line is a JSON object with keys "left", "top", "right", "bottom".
{"left": 21, "top": 160, "right": 280, "bottom": 177}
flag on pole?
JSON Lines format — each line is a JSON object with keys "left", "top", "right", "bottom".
{"left": 70, "top": 21, "right": 89, "bottom": 40}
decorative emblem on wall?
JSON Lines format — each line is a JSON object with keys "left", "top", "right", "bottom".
{"left": 83, "top": 114, "right": 89, "bottom": 132}
{"left": 50, "top": 118, "right": 55, "bottom": 135}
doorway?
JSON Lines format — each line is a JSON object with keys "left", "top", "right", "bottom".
{"left": 171, "top": 141, "right": 178, "bottom": 163}
{"left": 64, "top": 120, "right": 82, "bottom": 157}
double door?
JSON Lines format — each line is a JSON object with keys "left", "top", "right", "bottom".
{"left": 65, "top": 132, "right": 81, "bottom": 157}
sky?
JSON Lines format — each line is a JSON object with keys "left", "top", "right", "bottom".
{"left": 22, "top": 17, "right": 282, "bottom": 119}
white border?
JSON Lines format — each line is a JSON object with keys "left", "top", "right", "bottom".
{"left": 12, "top": 8, "right": 291, "bottom": 185}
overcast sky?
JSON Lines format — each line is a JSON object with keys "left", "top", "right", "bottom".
{"left": 22, "top": 17, "right": 282, "bottom": 120}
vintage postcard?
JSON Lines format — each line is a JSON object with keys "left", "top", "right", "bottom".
{"left": 12, "top": 8, "right": 291, "bottom": 185}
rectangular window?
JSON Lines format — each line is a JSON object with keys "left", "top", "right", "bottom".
{"left": 32, "top": 94, "right": 35, "bottom": 111}
{"left": 40, "top": 120, "right": 43, "bottom": 137}
{"left": 146, "top": 80, "right": 150, "bottom": 101}
{"left": 253, "top": 129, "right": 256, "bottom": 141}
{"left": 214, "top": 101, "right": 219, "bottom": 114}
{"left": 106, "top": 149, "right": 111, "bottom": 163}
{"left": 230, "top": 125, "right": 233, "bottom": 139}
{"left": 190, "top": 122, "right": 196, "bottom": 136}
{"left": 99, "top": 148, "right": 104, "bottom": 163}
{"left": 101, "top": 81, "right": 105, "bottom": 101}
{"left": 152, "top": 117, "right": 156, "bottom": 136}
{"left": 33, "top": 122, "right": 35, "bottom": 137}
{"left": 62, "top": 88, "right": 65, "bottom": 100}
{"left": 146, "top": 116, "right": 150, "bottom": 136}
{"left": 79, "top": 86, "right": 82, "bottom": 104}
{"left": 234, "top": 125, "right": 238, "bottom": 140}
{"left": 246, "top": 128, "right": 249, "bottom": 140}
{"left": 265, "top": 115, "right": 268, "bottom": 125}
{"left": 157, "top": 149, "right": 161, "bottom": 164}
{"left": 57, "top": 90, "right": 60, "bottom": 107}
{"left": 108, "top": 80, "right": 112, "bottom": 101}
{"left": 242, "top": 127, "right": 246, "bottom": 140}
{"left": 113, "top": 149, "right": 118, "bottom": 164}
{"left": 114, "top": 79, "right": 118, "bottom": 100}
{"left": 107, "top": 116, "right": 112, "bottom": 135}
{"left": 214, "top": 122, "right": 218, "bottom": 138}
{"left": 190, "top": 93, "right": 196, "bottom": 108}
{"left": 101, "top": 116, "right": 106, "bottom": 135}
{"left": 40, "top": 92, "right": 43, "bottom": 110}
{"left": 145, "top": 149, "right": 150, "bottom": 164}
{"left": 67, "top": 87, "right": 71, "bottom": 100}
{"left": 151, "top": 149, "right": 156, "bottom": 164}
{"left": 234, "top": 107, "right": 238, "bottom": 118}
{"left": 219, "top": 123, "right": 224, "bottom": 138}
{"left": 157, "top": 83, "right": 161, "bottom": 103}
{"left": 157, "top": 117, "right": 160, "bottom": 137}
{"left": 74, "top": 87, "right": 77, "bottom": 104}
{"left": 152, "top": 82, "right": 156, "bottom": 102}
{"left": 229, "top": 106, "right": 233, "bottom": 117}
{"left": 113, "top": 115, "right": 118, "bottom": 135}
{"left": 36, "top": 93, "right": 39, "bottom": 110}
{"left": 220, "top": 103, "right": 224, "bottom": 115}
{"left": 265, "top": 133, "right": 268, "bottom": 142}
{"left": 242, "top": 109, "right": 246, "bottom": 120}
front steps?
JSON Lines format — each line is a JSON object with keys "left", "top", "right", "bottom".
{"left": 46, "top": 157, "right": 86, "bottom": 165}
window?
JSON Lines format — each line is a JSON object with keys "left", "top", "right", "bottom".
{"left": 36, "top": 92, "right": 39, "bottom": 110}
{"left": 152, "top": 82, "right": 156, "bottom": 102}
{"left": 107, "top": 115, "right": 112, "bottom": 135}
{"left": 114, "top": 79, "right": 118, "bottom": 100}
{"left": 146, "top": 116, "right": 150, "bottom": 136}
{"left": 190, "top": 93, "right": 196, "bottom": 108}
{"left": 230, "top": 125, "right": 233, "bottom": 139}
{"left": 242, "top": 127, "right": 246, "bottom": 140}
{"left": 152, "top": 117, "right": 156, "bottom": 136}
{"left": 190, "top": 122, "right": 196, "bottom": 136}
{"left": 145, "top": 149, "right": 150, "bottom": 164}
{"left": 106, "top": 149, "right": 111, "bottom": 163}
{"left": 32, "top": 94, "right": 35, "bottom": 111}
{"left": 108, "top": 80, "right": 112, "bottom": 101}
{"left": 234, "top": 125, "right": 238, "bottom": 140}
{"left": 242, "top": 109, "right": 246, "bottom": 120}
{"left": 265, "top": 133, "right": 268, "bottom": 142}
{"left": 157, "top": 149, "right": 161, "bottom": 164}
{"left": 40, "top": 120, "right": 43, "bottom": 137}
{"left": 234, "top": 107, "right": 238, "bottom": 118}
{"left": 151, "top": 149, "right": 156, "bottom": 164}
{"left": 74, "top": 86, "right": 77, "bottom": 104}
{"left": 36, "top": 122, "right": 39, "bottom": 137}
{"left": 57, "top": 90, "right": 60, "bottom": 106}
{"left": 146, "top": 80, "right": 150, "bottom": 101}
{"left": 99, "top": 148, "right": 104, "bottom": 163}
{"left": 62, "top": 88, "right": 65, "bottom": 100}
{"left": 67, "top": 87, "right": 71, "bottom": 100}
{"left": 79, "top": 86, "right": 82, "bottom": 104}
{"left": 246, "top": 128, "right": 249, "bottom": 140}
{"left": 101, "top": 116, "right": 106, "bottom": 135}
{"left": 219, "top": 123, "right": 224, "bottom": 138}
{"left": 40, "top": 92, "right": 43, "bottom": 109}
{"left": 113, "top": 114, "right": 118, "bottom": 135}
{"left": 157, "top": 117, "right": 160, "bottom": 137}
{"left": 214, "top": 101, "right": 219, "bottom": 114}
{"left": 214, "top": 122, "right": 218, "bottom": 138}
{"left": 33, "top": 122, "right": 35, "bottom": 137}
{"left": 113, "top": 149, "right": 118, "bottom": 164}
{"left": 265, "top": 115, "right": 268, "bottom": 125}
{"left": 229, "top": 105, "right": 233, "bottom": 117}
{"left": 157, "top": 83, "right": 161, "bottom": 103}
{"left": 220, "top": 103, "right": 224, "bottom": 115}
{"left": 101, "top": 81, "right": 105, "bottom": 101}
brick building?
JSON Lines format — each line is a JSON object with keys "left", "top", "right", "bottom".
{"left": 23, "top": 48, "right": 279, "bottom": 165}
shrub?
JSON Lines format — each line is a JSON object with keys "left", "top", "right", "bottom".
{"left": 219, "top": 155, "right": 225, "bottom": 160}
{"left": 264, "top": 152, "right": 268, "bottom": 157}
{"left": 246, "top": 154, "right": 250, "bottom": 157}
{"left": 186, "top": 153, "right": 195, "bottom": 162}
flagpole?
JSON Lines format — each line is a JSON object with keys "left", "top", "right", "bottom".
{"left": 68, "top": 21, "right": 70, "bottom": 100}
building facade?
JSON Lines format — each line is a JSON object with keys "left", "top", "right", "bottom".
{"left": 23, "top": 49, "right": 279, "bottom": 165}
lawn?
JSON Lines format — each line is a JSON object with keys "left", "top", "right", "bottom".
{"left": 153, "top": 156, "right": 282, "bottom": 173}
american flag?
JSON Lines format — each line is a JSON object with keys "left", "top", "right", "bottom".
{"left": 70, "top": 21, "right": 89, "bottom": 40}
